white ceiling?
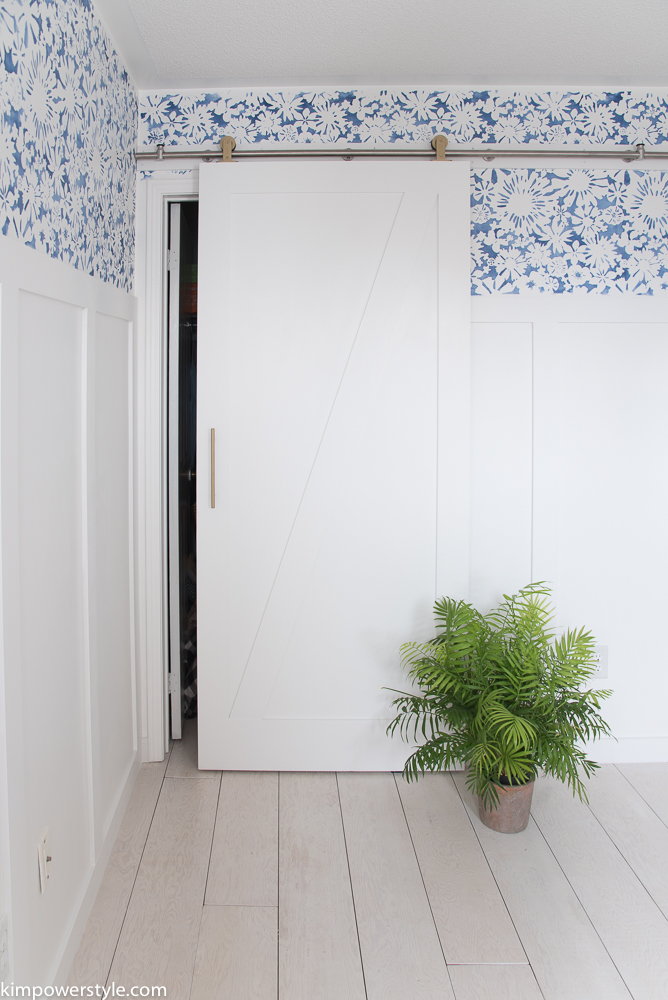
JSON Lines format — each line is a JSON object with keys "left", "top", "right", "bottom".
{"left": 93, "top": 0, "right": 668, "bottom": 91}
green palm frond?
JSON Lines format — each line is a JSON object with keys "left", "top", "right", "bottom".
{"left": 386, "top": 583, "right": 612, "bottom": 807}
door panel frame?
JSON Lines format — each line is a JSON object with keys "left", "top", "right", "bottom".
{"left": 135, "top": 169, "right": 198, "bottom": 760}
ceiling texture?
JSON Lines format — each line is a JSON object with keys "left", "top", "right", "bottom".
{"left": 93, "top": 0, "right": 668, "bottom": 90}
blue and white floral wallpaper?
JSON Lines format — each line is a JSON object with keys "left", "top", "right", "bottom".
{"left": 0, "top": 0, "right": 137, "bottom": 290}
{"left": 471, "top": 167, "right": 668, "bottom": 294}
{"left": 140, "top": 90, "right": 668, "bottom": 149}
{"left": 141, "top": 88, "right": 668, "bottom": 295}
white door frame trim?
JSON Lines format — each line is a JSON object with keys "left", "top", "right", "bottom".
{"left": 135, "top": 167, "right": 198, "bottom": 761}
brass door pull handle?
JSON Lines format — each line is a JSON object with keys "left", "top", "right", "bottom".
{"left": 210, "top": 429, "right": 215, "bottom": 508}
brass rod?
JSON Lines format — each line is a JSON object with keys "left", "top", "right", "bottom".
{"left": 210, "top": 428, "right": 215, "bottom": 509}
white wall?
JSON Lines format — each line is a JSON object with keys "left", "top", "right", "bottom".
{"left": 470, "top": 294, "right": 668, "bottom": 762}
{"left": 0, "top": 236, "right": 139, "bottom": 985}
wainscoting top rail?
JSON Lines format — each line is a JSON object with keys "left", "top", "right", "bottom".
{"left": 135, "top": 137, "right": 667, "bottom": 164}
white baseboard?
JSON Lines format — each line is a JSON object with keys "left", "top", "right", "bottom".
{"left": 51, "top": 754, "right": 142, "bottom": 986}
{"left": 587, "top": 736, "right": 668, "bottom": 763}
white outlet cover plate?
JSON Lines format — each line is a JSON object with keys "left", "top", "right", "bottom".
{"left": 593, "top": 645, "right": 609, "bottom": 678}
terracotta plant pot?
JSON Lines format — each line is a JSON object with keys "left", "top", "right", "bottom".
{"left": 478, "top": 778, "right": 535, "bottom": 834}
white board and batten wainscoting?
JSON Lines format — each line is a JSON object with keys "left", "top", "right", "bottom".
{"left": 0, "top": 236, "right": 138, "bottom": 985}
{"left": 469, "top": 293, "right": 668, "bottom": 764}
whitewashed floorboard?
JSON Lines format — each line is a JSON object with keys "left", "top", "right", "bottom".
{"left": 584, "top": 765, "right": 668, "bottom": 919}
{"left": 338, "top": 772, "right": 454, "bottom": 1000}
{"left": 67, "top": 759, "right": 168, "bottom": 986}
{"left": 107, "top": 775, "right": 220, "bottom": 999}
{"left": 167, "top": 718, "right": 221, "bottom": 778}
{"left": 617, "top": 763, "right": 668, "bottom": 828}
{"left": 206, "top": 771, "right": 278, "bottom": 905}
{"left": 532, "top": 775, "right": 668, "bottom": 1000}
{"left": 279, "top": 772, "right": 365, "bottom": 1000}
{"left": 396, "top": 773, "right": 526, "bottom": 965}
{"left": 75, "top": 763, "right": 668, "bottom": 999}
{"left": 452, "top": 773, "right": 631, "bottom": 1000}
{"left": 190, "top": 905, "right": 277, "bottom": 1000}
{"left": 449, "top": 964, "right": 543, "bottom": 1000}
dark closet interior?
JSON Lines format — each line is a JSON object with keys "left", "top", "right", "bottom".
{"left": 173, "top": 201, "right": 198, "bottom": 723}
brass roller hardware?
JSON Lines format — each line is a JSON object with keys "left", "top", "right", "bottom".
{"left": 431, "top": 134, "right": 448, "bottom": 161}
{"left": 220, "top": 135, "right": 236, "bottom": 162}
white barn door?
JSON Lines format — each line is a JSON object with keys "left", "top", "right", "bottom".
{"left": 197, "top": 160, "right": 470, "bottom": 770}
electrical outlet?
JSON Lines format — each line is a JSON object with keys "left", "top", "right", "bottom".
{"left": 0, "top": 913, "right": 8, "bottom": 981}
{"left": 592, "top": 645, "right": 609, "bottom": 679}
{"left": 37, "top": 828, "right": 51, "bottom": 893}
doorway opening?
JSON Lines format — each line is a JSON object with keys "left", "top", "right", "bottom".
{"left": 167, "top": 200, "right": 198, "bottom": 738}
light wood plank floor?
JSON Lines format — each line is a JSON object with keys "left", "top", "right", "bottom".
{"left": 69, "top": 721, "right": 668, "bottom": 1000}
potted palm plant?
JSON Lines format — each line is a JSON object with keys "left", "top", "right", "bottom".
{"left": 387, "top": 583, "right": 612, "bottom": 833}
